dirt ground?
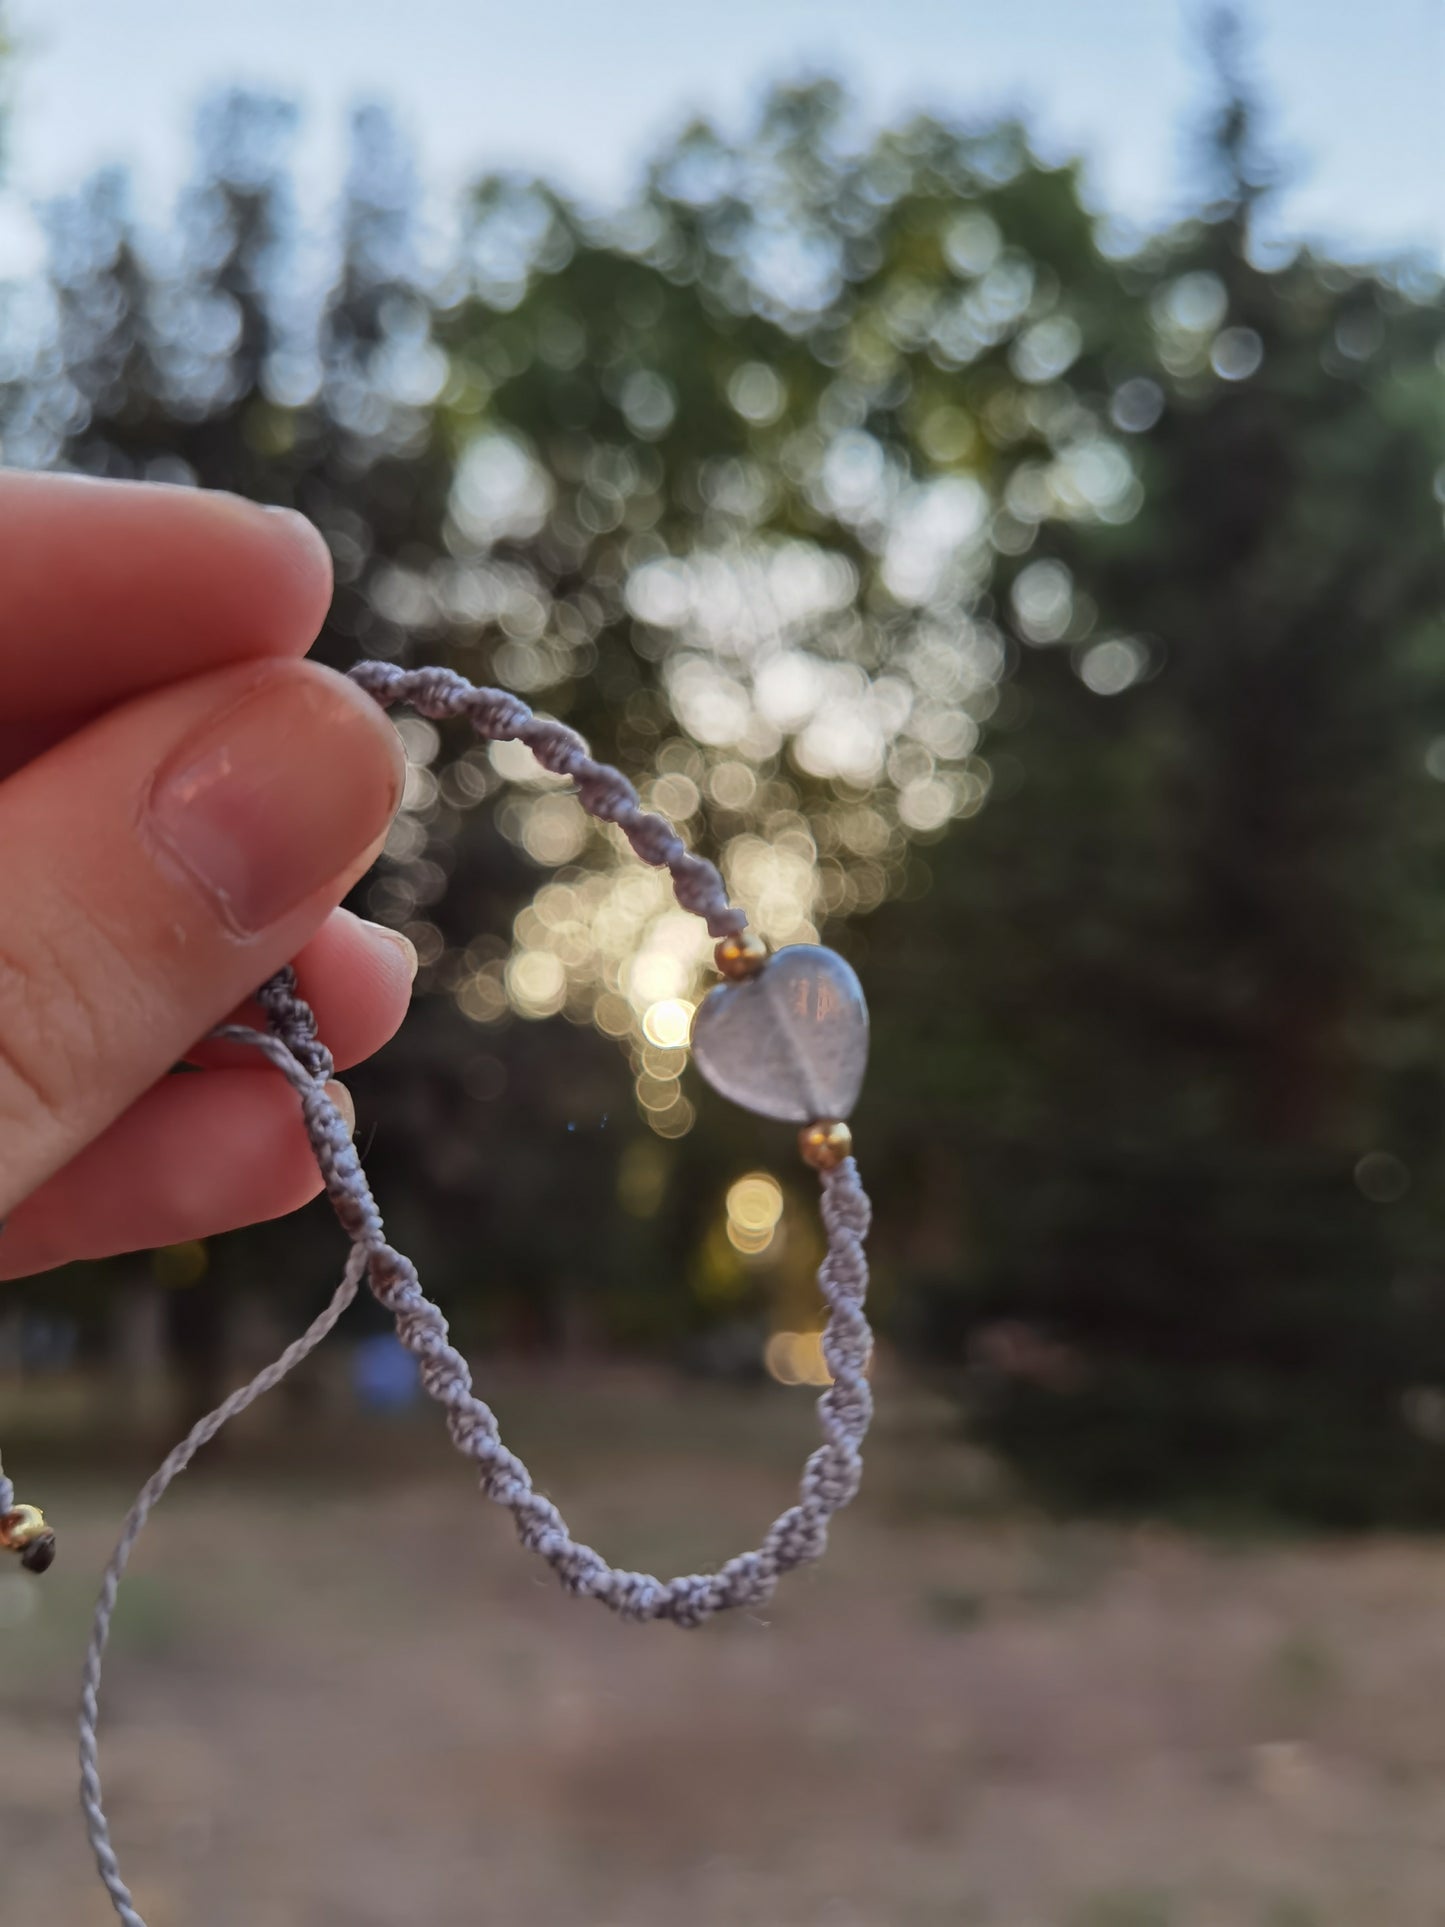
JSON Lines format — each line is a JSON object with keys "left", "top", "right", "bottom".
{"left": 6, "top": 1366, "right": 1445, "bottom": 1927}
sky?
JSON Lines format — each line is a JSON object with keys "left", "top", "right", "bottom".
{"left": 1, "top": 0, "right": 1442, "bottom": 273}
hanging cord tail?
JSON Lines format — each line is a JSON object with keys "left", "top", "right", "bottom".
{"left": 78, "top": 1243, "right": 367, "bottom": 1927}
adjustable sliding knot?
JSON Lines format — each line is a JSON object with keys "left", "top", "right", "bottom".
{"left": 255, "top": 966, "right": 333, "bottom": 1082}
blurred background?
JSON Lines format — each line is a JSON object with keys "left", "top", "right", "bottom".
{"left": 3, "top": 2, "right": 1445, "bottom": 1921}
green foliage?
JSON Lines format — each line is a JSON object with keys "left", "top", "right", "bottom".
{"left": 872, "top": 87, "right": 1445, "bottom": 1523}
{"left": 4, "top": 42, "right": 1445, "bottom": 1522}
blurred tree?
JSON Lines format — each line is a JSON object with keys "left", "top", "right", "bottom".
{"left": 874, "top": 33, "right": 1445, "bottom": 1524}
{"left": 5, "top": 25, "right": 1445, "bottom": 1518}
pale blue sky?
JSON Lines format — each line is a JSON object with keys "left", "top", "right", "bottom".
{"left": 2, "top": 0, "right": 1442, "bottom": 271}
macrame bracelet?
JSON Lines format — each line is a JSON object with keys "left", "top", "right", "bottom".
{"left": 6, "top": 661, "right": 875, "bottom": 1927}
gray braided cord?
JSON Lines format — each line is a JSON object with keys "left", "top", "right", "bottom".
{"left": 345, "top": 660, "right": 749, "bottom": 940}
{"left": 77, "top": 666, "right": 875, "bottom": 1925}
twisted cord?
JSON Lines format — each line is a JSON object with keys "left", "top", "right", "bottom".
{"left": 78, "top": 665, "right": 875, "bottom": 1924}
{"left": 79, "top": 1065, "right": 873, "bottom": 1921}
{"left": 117, "top": 1026, "right": 873, "bottom": 1625}
{"left": 346, "top": 660, "right": 748, "bottom": 941}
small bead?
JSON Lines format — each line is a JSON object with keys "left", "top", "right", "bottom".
{"left": 715, "top": 932, "right": 769, "bottom": 981}
{"left": 0, "top": 1503, "right": 51, "bottom": 1559}
{"left": 799, "top": 1120, "right": 852, "bottom": 1171}
{"left": 20, "top": 1533, "right": 55, "bottom": 1574}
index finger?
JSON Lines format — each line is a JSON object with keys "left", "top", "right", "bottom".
{"left": 0, "top": 471, "right": 334, "bottom": 720}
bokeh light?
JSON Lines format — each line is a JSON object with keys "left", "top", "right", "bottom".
{"left": 725, "top": 1172, "right": 785, "bottom": 1255}
{"left": 764, "top": 1330, "right": 832, "bottom": 1387}
{"left": 642, "top": 998, "right": 694, "bottom": 1048}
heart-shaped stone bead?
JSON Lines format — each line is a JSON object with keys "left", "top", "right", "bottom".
{"left": 690, "top": 944, "right": 868, "bottom": 1124}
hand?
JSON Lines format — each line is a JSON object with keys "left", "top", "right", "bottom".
{"left": 0, "top": 472, "right": 410, "bottom": 1278}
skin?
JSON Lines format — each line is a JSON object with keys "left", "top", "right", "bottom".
{"left": 0, "top": 472, "right": 413, "bottom": 1279}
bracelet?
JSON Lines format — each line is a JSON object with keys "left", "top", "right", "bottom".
{"left": 0, "top": 661, "right": 875, "bottom": 1927}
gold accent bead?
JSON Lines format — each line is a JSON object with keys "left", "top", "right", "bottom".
{"left": 799, "top": 1119, "right": 852, "bottom": 1171}
{"left": 0, "top": 1505, "right": 55, "bottom": 1572}
{"left": 715, "top": 932, "right": 769, "bottom": 981}
{"left": 0, "top": 1504, "right": 47, "bottom": 1551}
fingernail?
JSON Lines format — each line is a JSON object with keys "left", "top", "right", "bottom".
{"left": 325, "top": 1081, "right": 356, "bottom": 1136}
{"left": 149, "top": 662, "right": 404, "bottom": 936}
{"left": 360, "top": 919, "right": 420, "bottom": 981}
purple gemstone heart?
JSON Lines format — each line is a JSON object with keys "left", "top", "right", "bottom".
{"left": 690, "top": 945, "right": 869, "bottom": 1124}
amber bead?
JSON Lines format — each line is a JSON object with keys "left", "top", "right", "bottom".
{"left": 798, "top": 1119, "right": 853, "bottom": 1171}
{"left": 714, "top": 932, "right": 769, "bottom": 981}
{"left": 1, "top": 1504, "right": 55, "bottom": 1570}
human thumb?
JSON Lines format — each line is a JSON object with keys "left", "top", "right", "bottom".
{"left": 0, "top": 657, "right": 403, "bottom": 1216}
